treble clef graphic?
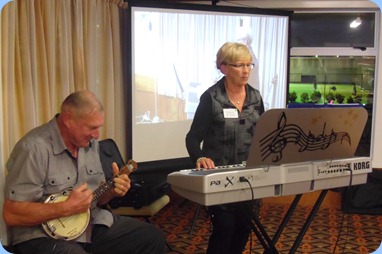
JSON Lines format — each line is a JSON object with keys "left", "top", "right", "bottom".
{"left": 268, "top": 112, "right": 288, "bottom": 162}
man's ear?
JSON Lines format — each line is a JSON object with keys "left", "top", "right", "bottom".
{"left": 62, "top": 112, "right": 73, "bottom": 128}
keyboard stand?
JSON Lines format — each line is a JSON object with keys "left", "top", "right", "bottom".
{"left": 288, "top": 190, "right": 328, "bottom": 254}
{"left": 240, "top": 202, "right": 279, "bottom": 253}
{"left": 243, "top": 190, "right": 329, "bottom": 253}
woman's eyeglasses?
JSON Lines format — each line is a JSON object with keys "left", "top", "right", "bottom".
{"left": 226, "top": 63, "right": 255, "bottom": 70}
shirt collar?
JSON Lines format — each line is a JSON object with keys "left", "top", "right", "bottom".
{"left": 48, "top": 115, "right": 67, "bottom": 155}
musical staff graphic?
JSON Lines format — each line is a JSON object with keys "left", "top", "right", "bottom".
{"left": 260, "top": 112, "right": 351, "bottom": 163}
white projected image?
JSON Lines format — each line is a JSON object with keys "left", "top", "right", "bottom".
{"left": 131, "top": 5, "right": 289, "bottom": 162}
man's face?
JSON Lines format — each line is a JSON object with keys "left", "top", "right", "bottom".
{"left": 70, "top": 111, "right": 105, "bottom": 148}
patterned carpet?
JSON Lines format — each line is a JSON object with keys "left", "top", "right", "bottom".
{"left": 150, "top": 192, "right": 382, "bottom": 254}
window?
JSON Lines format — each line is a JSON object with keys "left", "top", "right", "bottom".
{"left": 291, "top": 12, "right": 375, "bottom": 48}
{"left": 288, "top": 56, "right": 374, "bottom": 105}
{"left": 288, "top": 11, "right": 378, "bottom": 157}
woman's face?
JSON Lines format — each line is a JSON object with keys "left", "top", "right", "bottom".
{"left": 222, "top": 58, "right": 253, "bottom": 86}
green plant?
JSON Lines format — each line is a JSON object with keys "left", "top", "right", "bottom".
{"left": 325, "top": 92, "right": 335, "bottom": 103}
{"left": 347, "top": 96, "right": 354, "bottom": 103}
{"left": 288, "top": 91, "right": 297, "bottom": 103}
{"left": 310, "top": 91, "right": 322, "bottom": 103}
{"left": 300, "top": 92, "right": 310, "bottom": 103}
{"left": 353, "top": 95, "right": 363, "bottom": 103}
{"left": 335, "top": 93, "right": 345, "bottom": 104}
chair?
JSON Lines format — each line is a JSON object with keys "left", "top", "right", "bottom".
{"left": 108, "top": 195, "right": 170, "bottom": 224}
{"left": 99, "top": 139, "right": 172, "bottom": 250}
{"left": 107, "top": 193, "right": 172, "bottom": 252}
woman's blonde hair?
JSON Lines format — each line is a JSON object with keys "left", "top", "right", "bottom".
{"left": 216, "top": 42, "right": 252, "bottom": 70}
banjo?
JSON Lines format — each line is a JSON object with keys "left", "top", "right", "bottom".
{"left": 42, "top": 160, "right": 137, "bottom": 240}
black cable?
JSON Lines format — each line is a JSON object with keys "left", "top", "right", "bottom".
{"left": 332, "top": 166, "right": 353, "bottom": 254}
{"left": 240, "top": 176, "right": 254, "bottom": 201}
{"left": 332, "top": 200, "right": 346, "bottom": 254}
{"left": 341, "top": 168, "right": 353, "bottom": 254}
{"left": 240, "top": 176, "right": 280, "bottom": 253}
{"left": 240, "top": 177, "right": 254, "bottom": 253}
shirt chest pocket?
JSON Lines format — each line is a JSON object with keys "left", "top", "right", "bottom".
{"left": 81, "top": 166, "right": 104, "bottom": 188}
{"left": 45, "top": 173, "right": 77, "bottom": 195}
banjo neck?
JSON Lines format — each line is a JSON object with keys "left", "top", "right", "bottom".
{"left": 93, "top": 160, "right": 137, "bottom": 202}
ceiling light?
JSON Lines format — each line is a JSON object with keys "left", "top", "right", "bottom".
{"left": 350, "top": 17, "right": 362, "bottom": 28}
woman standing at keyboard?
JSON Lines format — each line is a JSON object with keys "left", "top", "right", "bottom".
{"left": 186, "top": 42, "right": 265, "bottom": 254}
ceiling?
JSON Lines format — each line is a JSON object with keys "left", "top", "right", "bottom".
{"left": 163, "top": 0, "right": 379, "bottom": 10}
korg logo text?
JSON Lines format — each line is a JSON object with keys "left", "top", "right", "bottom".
{"left": 353, "top": 161, "right": 370, "bottom": 170}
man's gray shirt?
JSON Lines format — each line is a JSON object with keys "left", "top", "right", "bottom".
{"left": 5, "top": 116, "right": 113, "bottom": 244}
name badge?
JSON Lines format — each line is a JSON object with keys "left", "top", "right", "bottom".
{"left": 223, "top": 108, "right": 239, "bottom": 118}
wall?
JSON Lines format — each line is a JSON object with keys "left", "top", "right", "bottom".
{"left": 372, "top": 14, "right": 382, "bottom": 169}
{"left": 0, "top": 0, "right": 380, "bottom": 248}
{"left": 0, "top": 1, "right": 8, "bottom": 246}
{"left": 214, "top": 0, "right": 381, "bottom": 168}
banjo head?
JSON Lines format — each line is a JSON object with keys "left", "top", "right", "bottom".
{"left": 42, "top": 192, "right": 91, "bottom": 240}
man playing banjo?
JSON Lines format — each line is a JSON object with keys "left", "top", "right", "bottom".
{"left": 3, "top": 90, "right": 166, "bottom": 254}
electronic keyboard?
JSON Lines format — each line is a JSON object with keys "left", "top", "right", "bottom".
{"left": 167, "top": 157, "right": 371, "bottom": 206}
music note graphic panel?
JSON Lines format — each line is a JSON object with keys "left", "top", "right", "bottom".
{"left": 246, "top": 107, "right": 368, "bottom": 167}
